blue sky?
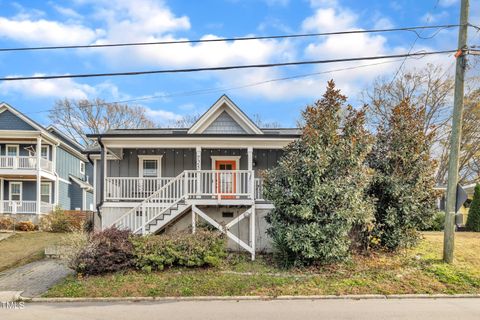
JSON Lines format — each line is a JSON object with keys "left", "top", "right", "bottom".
{"left": 0, "top": 0, "right": 478, "bottom": 127}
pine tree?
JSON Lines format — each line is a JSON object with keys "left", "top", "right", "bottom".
{"left": 368, "top": 99, "right": 437, "bottom": 250}
{"left": 263, "top": 80, "right": 374, "bottom": 267}
{"left": 466, "top": 184, "right": 480, "bottom": 232}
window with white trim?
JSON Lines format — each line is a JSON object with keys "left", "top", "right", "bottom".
{"left": 80, "top": 161, "right": 85, "bottom": 174}
{"left": 9, "top": 182, "right": 22, "bottom": 201}
{"left": 138, "top": 156, "right": 162, "bottom": 177}
{"left": 41, "top": 183, "right": 51, "bottom": 203}
{"left": 41, "top": 145, "right": 49, "bottom": 159}
{"left": 6, "top": 145, "right": 19, "bottom": 157}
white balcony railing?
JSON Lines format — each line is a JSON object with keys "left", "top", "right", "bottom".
{"left": 105, "top": 177, "right": 174, "bottom": 200}
{"left": 0, "top": 201, "right": 53, "bottom": 214}
{"left": 0, "top": 156, "right": 53, "bottom": 172}
{"left": 105, "top": 171, "right": 261, "bottom": 201}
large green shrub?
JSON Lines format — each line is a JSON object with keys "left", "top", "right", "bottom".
{"left": 466, "top": 184, "right": 480, "bottom": 232}
{"left": 422, "top": 211, "right": 445, "bottom": 231}
{"left": 70, "top": 227, "right": 134, "bottom": 275}
{"left": 132, "top": 230, "right": 227, "bottom": 271}
{"left": 263, "top": 80, "right": 375, "bottom": 267}
{"left": 368, "top": 99, "right": 437, "bottom": 250}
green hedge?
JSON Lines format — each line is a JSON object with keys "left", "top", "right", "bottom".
{"left": 132, "top": 230, "right": 227, "bottom": 272}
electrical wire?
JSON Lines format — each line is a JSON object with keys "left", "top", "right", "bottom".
{"left": 0, "top": 24, "right": 461, "bottom": 52}
{"left": 0, "top": 50, "right": 455, "bottom": 81}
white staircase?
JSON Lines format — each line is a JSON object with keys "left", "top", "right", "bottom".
{"left": 109, "top": 171, "right": 191, "bottom": 235}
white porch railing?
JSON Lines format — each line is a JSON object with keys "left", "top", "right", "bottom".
{"left": 0, "top": 201, "right": 53, "bottom": 214}
{"left": 105, "top": 177, "right": 173, "bottom": 200}
{"left": 184, "top": 170, "right": 254, "bottom": 199}
{"left": 0, "top": 156, "right": 53, "bottom": 172}
{"left": 105, "top": 171, "right": 258, "bottom": 201}
{"left": 254, "top": 178, "right": 264, "bottom": 200}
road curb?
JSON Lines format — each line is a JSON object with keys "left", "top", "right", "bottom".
{"left": 22, "top": 294, "right": 480, "bottom": 303}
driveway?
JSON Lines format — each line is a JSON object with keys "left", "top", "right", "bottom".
{"left": 0, "top": 259, "right": 73, "bottom": 298}
{"left": 1, "top": 298, "right": 480, "bottom": 320}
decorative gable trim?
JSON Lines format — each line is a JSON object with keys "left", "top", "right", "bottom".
{"left": 188, "top": 95, "right": 263, "bottom": 135}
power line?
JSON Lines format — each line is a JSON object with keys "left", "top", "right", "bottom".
{"left": 25, "top": 57, "right": 410, "bottom": 115}
{"left": 388, "top": 0, "right": 441, "bottom": 86}
{"left": 0, "top": 24, "right": 461, "bottom": 52}
{"left": 0, "top": 50, "right": 456, "bottom": 81}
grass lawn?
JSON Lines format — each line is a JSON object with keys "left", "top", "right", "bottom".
{"left": 0, "top": 232, "right": 65, "bottom": 272}
{"left": 44, "top": 232, "right": 480, "bottom": 297}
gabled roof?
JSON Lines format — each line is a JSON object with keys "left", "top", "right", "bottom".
{"left": 188, "top": 95, "right": 264, "bottom": 135}
{"left": 0, "top": 102, "right": 50, "bottom": 133}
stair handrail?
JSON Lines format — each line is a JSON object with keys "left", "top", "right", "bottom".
{"left": 109, "top": 171, "right": 187, "bottom": 233}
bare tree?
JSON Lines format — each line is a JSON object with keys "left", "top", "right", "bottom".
{"left": 436, "top": 89, "right": 480, "bottom": 184}
{"left": 49, "top": 98, "right": 155, "bottom": 145}
{"left": 364, "top": 63, "right": 454, "bottom": 142}
{"left": 252, "top": 113, "right": 281, "bottom": 128}
{"left": 364, "top": 63, "right": 480, "bottom": 185}
{"left": 167, "top": 113, "right": 201, "bottom": 128}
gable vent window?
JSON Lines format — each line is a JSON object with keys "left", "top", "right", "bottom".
{"left": 222, "top": 212, "right": 234, "bottom": 218}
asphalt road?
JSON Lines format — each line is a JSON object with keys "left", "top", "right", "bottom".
{"left": 1, "top": 298, "right": 480, "bottom": 320}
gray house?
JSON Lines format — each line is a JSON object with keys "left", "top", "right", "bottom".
{"left": 0, "top": 102, "right": 94, "bottom": 221}
{"left": 87, "top": 95, "right": 300, "bottom": 259}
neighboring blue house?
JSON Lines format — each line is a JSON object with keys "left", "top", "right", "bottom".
{"left": 0, "top": 102, "right": 94, "bottom": 221}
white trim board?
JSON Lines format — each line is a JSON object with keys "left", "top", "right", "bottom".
{"left": 138, "top": 155, "right": 163, "bottom": 177}
{"left": 210, "top": 155, "right": 241, "bottom": 170}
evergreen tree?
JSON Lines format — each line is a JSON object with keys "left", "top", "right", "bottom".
{"left": 466, "top": 184, "right": 480, "bottom": 232}
{"left": 263, "top": 80, "right": 374, "bottom": 267}
{"left": 368, "top": 99, "right": 437, "bottom": 250}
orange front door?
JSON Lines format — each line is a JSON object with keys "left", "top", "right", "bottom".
{"left": 215, "top": 160, "right": 236, "bottom": 197}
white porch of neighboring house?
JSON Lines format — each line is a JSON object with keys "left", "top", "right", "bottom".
{"left": 0, "top": 133, "right": 58, "bottom": 216}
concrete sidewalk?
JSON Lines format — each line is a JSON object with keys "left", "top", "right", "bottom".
{"left": 1, "top": 298, "right": 480, "bottom": 320}
{"left": 0, "top": 260, "right": 73, "bottom": 298}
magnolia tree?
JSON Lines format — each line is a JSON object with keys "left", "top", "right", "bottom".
{"left": 368, "top": 99, "right": 438, "bottom": 250}
{"left": 263, "top": 81, "right": 374, "bottom": 267}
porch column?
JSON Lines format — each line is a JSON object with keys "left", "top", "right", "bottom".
{"left": 247, "top": 147, "right": 253, "bottom": 171}
{"left": 247, "top": 147, "right": 254, "bottom": 200}
{"left": 0, "top": 178, "right": 4, "bottom": 213}
{"left": 36, "top": 136, "right": 42, "bottom": 215}
{"left": 250, "top": 204, "right": 256, "bottom": 261}
{"left": 196, "top": 146, "right": 201, "bottom": 197}
{"left": 102, "top": 146, "right": 108, "bottom": 202}
{"left": 52, "top": 144, "right": 59, "bottom": 207}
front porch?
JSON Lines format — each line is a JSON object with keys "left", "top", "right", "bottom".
{"left": 104, "top": 170, "right": 265, "bottom": 202}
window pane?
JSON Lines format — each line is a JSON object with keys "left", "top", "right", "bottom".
{"left": 41, "top": 195, "right": 50, "bottom": 203}
{"left": 143, "top": 160, "right": 158, "bottom": 177}
{"left": 41, "top": 184, "right": 50, "bottom": 194}
{"left": 11, "top": 194, "right": 20, "bottom": 201}
{"left": 11, "top": 184, "right": 20, "bottom": 194}
{"left": 41, "top": 146, "right": 48, "bottom": 159}
{"left": 7, "top": 147, "right": 18, "bottom": 156}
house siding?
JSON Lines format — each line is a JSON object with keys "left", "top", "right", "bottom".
{"left": 107, "top": 148, "right": 196, "bottom": 177}
{"left": 56, "top": 147, "right": 85, "bottom": 181}
{"left": 0, "top": 110, "right": 36, "bottom": 131}
{"left": 203, "top": 111, "right": 247, "bottom": 134}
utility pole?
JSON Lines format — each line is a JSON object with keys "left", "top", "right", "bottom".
{"left": 443, "top": 0, "right": 469, "bottom": 264}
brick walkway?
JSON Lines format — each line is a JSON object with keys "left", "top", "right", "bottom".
{"left": 0, "top": 259, "right": 73, "bottom": 297}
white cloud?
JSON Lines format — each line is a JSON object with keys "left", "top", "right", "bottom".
{"left": 0, "top": 17, "right": 103, "bottom": 45}
{"left": 438, "top": 0, "right": 458, "bottom": 7}
{"left": 51, "top": 4, "right": 84, "bottom": 20}
{"left": 302, "top": 7, "right": 356, "bottom": 32}
{"left": 0, "top": 75, "right": 120, "bottom": 100}
{"left": 422, "top": 11, "right": 449, "bottom": 23}
{"left": 144, "top": 107, "right": 182, "bottom": 123}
